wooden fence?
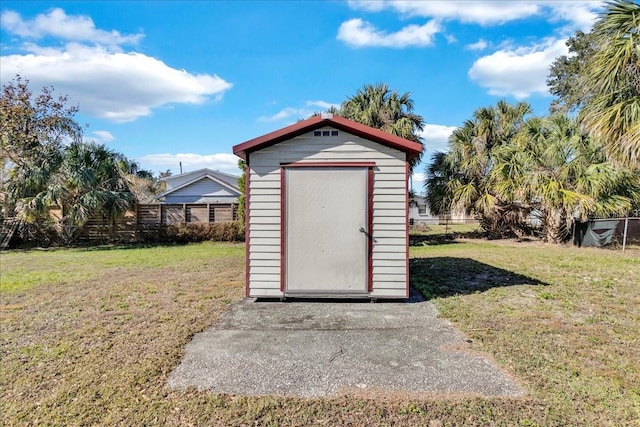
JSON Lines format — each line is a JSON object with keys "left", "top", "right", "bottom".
{"left": 78, "top": 203, "right": 238, "bottom": 243}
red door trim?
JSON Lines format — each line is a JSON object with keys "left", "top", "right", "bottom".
{"left": 405, "top": 161, "right": 410, "bottom": 298}
{"left": 280, "top": 163, "right": 375, "bottom": 294}
{"left": 281, "top": 161, "right": 377, "bottom": 168}
{"left": 244, "top": 159, "right": 251, "bottom": 298}
{"left": 367, "top": 167, "right": 374, "bottom": 292}
{"left": 280, "top": 167, "right": 286, "bottom": 292}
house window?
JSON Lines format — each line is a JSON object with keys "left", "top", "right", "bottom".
{"left": 322, "top": 130, "right": 330, "bottom": 136}
{"left": 331, "top": 130, "right": 339, "bottom": 136}
{"left": 418, "top": 204, "right": 427, "bottom": 215}
{"left": 313, "top": 131, "right": 322, "bottom": 136}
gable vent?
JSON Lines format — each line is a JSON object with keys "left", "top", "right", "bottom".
{"left": 313, "top": 130, "right": 339, "bottom": 137}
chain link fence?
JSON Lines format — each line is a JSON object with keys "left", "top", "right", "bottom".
{"left": 573, "top": 217, "right": 640, "bottom": 251}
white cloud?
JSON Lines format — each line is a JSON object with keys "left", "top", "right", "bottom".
{"left": 410, "top": 171, "right": 426, "bottom": 193}
{"left": 347, "top": 1, "right": 541, "bottom": 25}
{"left": 347, "top": 1, "right": 602, "bottom": 29}
{"left": 1, "top": 8, "right": 143, "bottom": 49}
{"left": 420, "top": 124, "right": 456, "bottom": 153}
{"left": 337, "top": 18, "right": 440, "bottom": 48}
{"left": 1, "top": 43, "right": 232, "bottom": 123}
{"left": 85, "top": 130, "right": 115, "bottom": 144}
{"left": 540, "top": 1, "right": 601, "bottom": 32}
{"left": 92, "top": 130, "right": 115, "bottom": 142}
{"left": 258, "top": 100, "right": 337, "bottom": 122}
{"left": 140, "top": 153, "right": 240, "bottom": 174}
{"left": 466, "top": 39, "right": 488, "bottom": 51}
{"left": 0, "top": 9, "right": 232, "bottom": 123}
{"left": 258, "top": 107, "right": 312, "bottom": 122}
{"left": 306, "top": 100, "right": 340, "bottom": 110}
{"left": 346, "top": 0, "right": 388, "bottom": 13}
{"left": 412, "top": 172, "right": 426, "bottom": 182}
{"left": 444, "top": 34, "right": 458, "bottom": 44}
{"left": 468, "top": 38, "right": 568, "bottom": 98}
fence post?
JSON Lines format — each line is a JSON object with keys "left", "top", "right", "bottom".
{"left": 134, "top": 204, "right": 139, "bottom": 242}
{"left": 158, "top": 204, "right": 162, "bottom": 240}
{"left": 622, "top": 217, "right": 629, "bottom": 252}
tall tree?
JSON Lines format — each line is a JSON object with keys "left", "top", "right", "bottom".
{"left": 338, "top": 83, "right": 425, "bottom": 170}
{"left": 424, "top": 151, "right": 458, "bottom": 216}
{"left": 549, "top": 1, "right": 640, "bottom": 167}
{"left": 1, "top": 77, "right": 139, "bottom": 244}
{"left": 18, "top": 142, "right": 136, "bottom": 243}
{"left": 0, "top": 76, "right": 82, "bottom": 169}
{"left": 579, "top": 0, "right": 640, "bottom": 167}
{"left": 444, "top": 101, "right": 533, "bottom": 237}
{"left": 547, "top": 30, "right": 597, "bottom": 113}
{"left": 492, "top": 114, "right": 640, "bottom": 242}
{"left": 121, "top": 161, "right": 159, "bottom": 203}
{"left": 1, "top": 76, "right": 82, "bottom": 219}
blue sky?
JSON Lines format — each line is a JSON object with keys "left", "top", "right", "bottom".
{"left": 1, "top": 1, "right": 605, "bottom": 192}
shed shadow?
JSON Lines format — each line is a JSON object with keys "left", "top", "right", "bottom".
{"left": 410, "top": 257, "right": 548, "bottom": 300}
{"left": 409, "top": 231, "right": 484, "bottom": 246}
{"left": 254, "top": 257, "right": 546, "bottom": 304}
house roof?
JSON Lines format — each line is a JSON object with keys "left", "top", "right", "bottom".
{"left": 160, "top": 168, "right": 239, "bottom": 189}
{"left": 232, "top": 113, "right": 423, "bottom": 161}
{"left": 156, "top": 171, "right": 240, "bottom": 199}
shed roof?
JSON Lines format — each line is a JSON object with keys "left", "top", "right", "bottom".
{"left": 232, "top": 113, "right": 423, "bottom": 161}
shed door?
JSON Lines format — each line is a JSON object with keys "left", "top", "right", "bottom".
{"left": 285, "top": 167, "right": 368, "bottom": 294}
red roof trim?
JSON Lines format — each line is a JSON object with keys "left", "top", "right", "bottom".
{"left": 280, "top": 161, "right": 376, "bottom": 168}
{"left": 232, "top": 114, "right": 423, "bottom": 161}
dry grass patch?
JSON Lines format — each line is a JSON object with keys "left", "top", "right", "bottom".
{"left": 1, "top": 243, "right": 244, "bottom": 425}
{"left": 411, "top": 241, "right": 640, "bottom": 425}
{"left": 1, "top": 240, "right": 639, "bottom": 426}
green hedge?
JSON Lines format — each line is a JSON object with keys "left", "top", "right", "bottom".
{"left": 161, "top": 222, "right": 245, "bottom": 243}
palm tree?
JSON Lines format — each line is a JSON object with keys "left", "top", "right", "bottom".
{"left": 19, "top": 142, "right": 136, "bottom": 243}
{"left": 580, "top": 0, "right": 640, "bottom": 167}
{"left": 492, "top": 114, "right": 640, "bottom": 242}
{"left": 1, "top": 76, "right": 82, "bottom": 222}
{"left": 339, "top": 83, "right": 425, "bottom": 171}
{"left": 424, "top": 151, "right": 458, "bottom": 216}
{"left": 445, "top": 101, "right": 533, "bottom": 237}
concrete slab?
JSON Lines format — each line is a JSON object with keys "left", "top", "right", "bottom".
{"left": 167, "top": 296, "right": 523, "bottom": 398}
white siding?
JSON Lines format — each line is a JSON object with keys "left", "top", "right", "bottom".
{"left": 171, "top": 178, "right": 236, "bottom": 197}
{"left": 247, "top": 127, "right": 408, "bottom": 298}
{"left": 165, "top": 177, "right": 239, "bottom": 204}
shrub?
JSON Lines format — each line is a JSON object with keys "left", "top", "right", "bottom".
{"left": 15, "top": 217, "right": 58, "bottom": 248}
{"left": 162, "top": 222, "right": 245, "bottom": 243}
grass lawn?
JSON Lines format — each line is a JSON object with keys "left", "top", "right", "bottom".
{"left": 1, "top": 240, "right": 638, "bottom": 426}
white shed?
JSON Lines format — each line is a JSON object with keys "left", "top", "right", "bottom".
{"left": 232, "top": 114, "right": 422, "bottom": 299}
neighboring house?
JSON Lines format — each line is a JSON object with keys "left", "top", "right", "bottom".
{"left": 155, "top": 169, "right": 241, "bottom": 224}
{"left": 409, "top": 195, "right": 439, "bottom": 224}
{"left": 409, "top": 195, "right": 477, "bottom": 225}
{"left": 156, "top": 168, "right": 240, "bottom": 204}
